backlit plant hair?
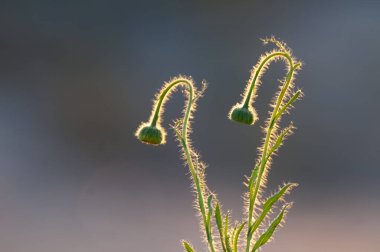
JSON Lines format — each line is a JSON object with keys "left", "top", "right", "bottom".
{"left": 229, "top": 37, "right": 303, "bottom": 252}
{"left": 135, "top": 37, "right": 303, "bottom": 252}
{"left": 135, "top": 76, "right": 218, "bottom": 252}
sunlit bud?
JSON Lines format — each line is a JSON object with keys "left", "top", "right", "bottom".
{"left": 229, "top": 106, "right": 255, "bottom": 125}
{"left": 136, "top": 124, "right": 164, "bottom": 145}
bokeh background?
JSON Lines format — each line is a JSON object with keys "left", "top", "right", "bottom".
{"left": 0, "top": 0, "right": 379, "bottom": 251}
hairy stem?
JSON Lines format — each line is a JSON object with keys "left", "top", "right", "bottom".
{"left": 181, "top": 84, "right": 216, "bottom": 252}
{"left": 245, "top": 55, "right": 296, "bottom": 252}
{"left": 242, "top": 52, "right": 293, "bottom": 109}
{"left": 152, "top": 79, "right": 216, "bottom": 252}
{"left": 150, "top": 79, "right": 188, "bottom": 127}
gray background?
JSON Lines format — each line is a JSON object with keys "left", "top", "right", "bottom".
{"left": 0, "top": 0, "right": 379, "bottom": 251}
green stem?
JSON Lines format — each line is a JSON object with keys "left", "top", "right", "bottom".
{"left": 152, "top": 79, "right": 216, "bottom": 252}
{"left": 242, "top": 52, "right": 293, "bottom": 109}
{"left": 184, "top": 143, "right": 216, "bottom": 252}
{"left": 150, "top": 79, "right": 187, "bottom": 127}
{"left": 245, "top": 55, "right": 296, "bottom": 252}
{"left": 182, "top": 88, "right": 216, "bottom": 252}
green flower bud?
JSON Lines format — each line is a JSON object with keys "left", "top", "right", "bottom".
{"left": 230, "top": 106, "right": 255, "bottom": 125}
{"left": 136, "top": 125, "right": 164, "bottom": 145}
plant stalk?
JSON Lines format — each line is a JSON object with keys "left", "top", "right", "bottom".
{"left": 245, "top": 56, "right": 297, "bottom": 252}
{"left": 155, "top": 80, "right": 215, "bottom": 252}
{"left": 181, "top": 84, "right": 216, "bottom": 252}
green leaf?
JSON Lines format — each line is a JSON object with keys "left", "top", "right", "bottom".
{"left": 224, "top": 214, "right": 229, "bottom": 243}
{"left": 204, "top": 195, "right": 214, "bottom": 243}
{"left": 224, "top": 214, "right": 232, "bottom": 252}
{"left": 251, "top": 205, "right": 289, "bottom": 252}
{"left": 249, "top": 183, "right": 296, "bottom": 236}
{"left": 246, "top": 163, "right": 262, "bottom": 246}
{"left": 225, "top": 234, "right": 233, "bottom": 252}
{"left": 267, "top": 126, "right": 292, "bottom": 157}
{"left": 248, "top": 163, "right": 260, "bottom": 190}
{"left": 233, "top": 222, "right": 247, "bottom": 252}
{"left": 173, "top": 124, "right": 185, "bottom": 145}
{"left": 215, "top": 203, "right": 226, "bottom": 252}
{"left": 182, "top": 241, "right": 196, "bottom": 252}
{"left": 207, "top": 195, "right": 213, "bottom": 213}
{"left": 231, "top": 224, "right": 237, "bottom": 248}
{"left": 206, "top": 195, "right": 213, "bottom": 227}
{"left": 274, "top": 90, "right": 302, "bottom": 121}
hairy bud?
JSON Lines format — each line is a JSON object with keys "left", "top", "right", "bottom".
{"left": 136, "top": 124, "right": 164, "bottom": 145}
{"left": 229, "top": 106, "right": 255, "bottom": 125}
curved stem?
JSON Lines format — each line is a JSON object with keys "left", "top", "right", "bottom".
{"left": 242, "top": 52, "right": 293, "bottom": 109}
{"left": 245, "top": 54, "right": 296, "bottom": 252}
{"left": 180, "top": 88, "right": 217, "bottom": 252}
{"left": 150, "top": 79, "right": 191, "bottom": 127}
{"left": 151, "top": 79, "right": 216, "bottom": 252}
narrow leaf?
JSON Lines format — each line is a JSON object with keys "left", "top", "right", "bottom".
{"left": 248, "top": 163, "right": 260, "bottom": 190}
{"left": 182, "top": 241, "right": 196, "bottom": 252}
{"left": 233, "top": 222, "right": 247, "bottom": 252}
{"left": 251, "top": 205, "right": 289, "bottom": 252}
{"left": 274, "top": 90, "right": 302, "bottom": 121}
{"left": 206, "top": 195, "right": 213, "bottom": 227}
{"left": 224, "top": 214, "right": 232, "bottom": 252}
{"left": 249, "top": 183, "right": 296, "bottom": 235}
{"left": 267, "top": 126, "right": 292, "bottom": 157}
{"left": 231, "top": 224, "right": 237, "bottom": 248}
{"left": 173, "top": 125, "right": 185, "bottom": 145}
{"left": 224, "top": 214, "right": 229, "bottom": 243}
{"left": 215, "top": 203, "right": 226, "bottom": 252}
{"left": 225, "top": 234, "right": 233, "bottom": 252}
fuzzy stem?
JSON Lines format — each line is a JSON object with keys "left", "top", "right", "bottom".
{"left": 150, "top": 79, "right": 186, "bottom": 127}
{"left": 182, "top": 86, "right": 216, "bottom": 252}
{"left": 183, "top": 141, "right": 216, "bottom": 252}
{"left": 245, "top": 55, "right": 296, "bottom": 252}
{"left": 151, "top": 79, "right": 216, "bottom": 252}
{"left": 242, "top": 52, "right": 293, "bottom": 109}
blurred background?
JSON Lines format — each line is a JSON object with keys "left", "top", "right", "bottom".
{"left": 0, "top": 0, "right": 379, "bottom": 251}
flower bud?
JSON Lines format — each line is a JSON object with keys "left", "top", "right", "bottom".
{"left": 230, "top": 106, "right": 255, "bottom": 125}
{"left": 136, "top": 125, "right": 163, "bottom": 145}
